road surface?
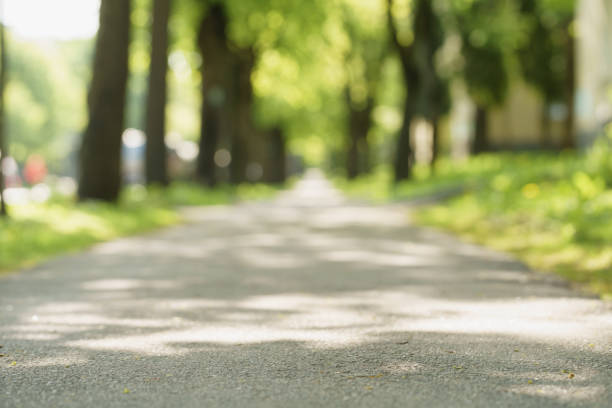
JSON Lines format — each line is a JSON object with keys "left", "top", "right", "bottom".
{"left": 1, "top": 170, "right": 611, "bottom": 407}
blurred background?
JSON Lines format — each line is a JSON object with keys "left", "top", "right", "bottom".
{"left": 0, "top": 0, "right": 611, "bottom": 296}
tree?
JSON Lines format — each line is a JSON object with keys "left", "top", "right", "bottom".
{"left": 145, "top": 0, "right": 171, "bottom": 186}
{"left": 230, "top": 46, "right": 257, "bottom": 184}
{"left": 196, "top": 2, "right": 263, "bottom": 185}
{"left": 0, "top": 8, "right": 7, "bottom": 217}
{"left": 453, "top": 0, "right": 519, "bottom": 154}
{"left": 78, "top": 0, "right": 132, "bottom": 202}
{"left": 262, "top": 127, "right": 286, "bottom": 184}
{"left": 387, "top": 0, "right": 446, "bottom": 181}
{"left": 342, "top": 2, "right": 388, "bottom": 179}
{"left": 387, "top": 0, "right": 420, "bottom": 182}
{"left": 196, "top": 3, "right": 233, "bottom": 186}
{"left": 517, "top": 0, "right": 575, "bottom": 148}
{"left": 411, "top": 0, "right": 448, "bottom": 168}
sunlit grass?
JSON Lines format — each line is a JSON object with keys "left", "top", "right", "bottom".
{"left": 410, "top": 147, "right": 612, "bottom": 299}
{"left": 415, "top": 193, "right": 612, "bottom": 299}
{"left": 0, "top": 181, "right": 282, "bottom": 274}
{"left": 337, "top": 136, "right": 612, "bottom": 298}
{"left": 335, "top": 152, "right": 579, "bottom": 203}
{"left": 0, "top": 199, "right": 179, "bottom": 274}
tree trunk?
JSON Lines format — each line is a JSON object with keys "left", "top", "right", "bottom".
{"left": 431, "top": 116, "right": 440, "bottom": 170}
{"left": 388, "top": 0, "right": 419, "bottom": 182}
{"left": 346, "top": 131, "right": 359, "bottom": 180}
{"left": 145, "top": 0, "right": 170, "bottom": 186}
{"left": 197, "top": 95, "right": 219, "bottom": 187}
{"left": 540, "top": 101, "right": 552, "bottom": 149}
{"left": 561, "top": 20, "right": 575, "bottom": 149}
{"left": 0, "top": 15, "right": 7, "bottom": 217}
{"left": 473, "top": 104, "right": 488, "bottom": 154}
{"left": 196, "top": 4, "right": 236, "bottom": 186}
{"left": 230, "top": 49, "right": 256, "bottom": 184}
{"left": 346, "top": 95, "right": 374, "bottom": 179}
{"left": 394, "top": 101, "right": 414, "bottom": 182}
{"left": 264, "top": 127, "right": 286, "bottom": 184}
{"left": 78, "top": 0, "right": 131, "bottom": 202}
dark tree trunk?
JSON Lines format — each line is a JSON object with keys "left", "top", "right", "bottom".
{"left": 0, "top": 16, "right": 7, "bottom": 217}
{"left": 264, "top": 127, "right": 286, "bottom": 184}
{"left": 431, "top": 116, "right": 440, "bottom": 169}
{"left": 388, "top": 0, "right": 420, "bottom": 182}
{"left": 78, "top": 0, "right": 131, "bottom": 202}
{"left": 196, "top": 5, "right": 230, "bottom": 186}
{"left": 561, "top": 22, "right": 575, "bottom": 149}
{"left": 197, "top": 4, "right": 244, "bottom": 186}
{"left": 230, "top": 49, "right": 256, "bottom": 184}
{"left": 346, "top": 95, "right": 374, "bottom": 180}
{"left": 540, "top": 101, "right": 552, "bottom": 149}
{"left": 346, "top": 132, "right": 359, "bottom": 180}
{"left": 360, "top": 131, "right": 371, "bottom": 174}
{"left": 198, "top": 97, "right": 219, "bottom": 187}
{"left": 473, "top": 104, "right": 488, "bottom": 154}
{"left": 394, "top": 101, "right": 414, "bottom": 182}
{"left": 145, "top": 0, "right": 170, "bottom": 186}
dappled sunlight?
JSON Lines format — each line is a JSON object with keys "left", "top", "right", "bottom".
{"left": 238, "top": 249, "right": 306, "bottom": 269}
{"left": 16, "top": 355, "right": 91, "bottom": 368}
{"left": 1, "top": 172, "right": 610, "bottom": 406}
{"left": 509, "top": 384, "right": 606, "bottom": 403}
{"left": 82, "top": 279, "right": 179, "bottom": 291}
{"left": 319, "top": 250, "right": 442, "bottom": 267}
{"left": 3, "top": 288, "right": 609, "bottom": 358}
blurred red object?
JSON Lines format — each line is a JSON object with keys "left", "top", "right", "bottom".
{"left": 24, "top": 154, "right": 47, "bottom": 185}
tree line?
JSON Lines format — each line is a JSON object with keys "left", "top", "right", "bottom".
{"left": 0, "top": 0, "right": 578, "bottom": 206}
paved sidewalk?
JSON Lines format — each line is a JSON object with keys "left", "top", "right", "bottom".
{"left": 1, "top": 170, "right": 611, "bottom": 407}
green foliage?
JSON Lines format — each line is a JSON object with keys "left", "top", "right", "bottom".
{"left": 0, "top": 181, "right": 282, "bottom": 274}
{"left": 452, "top": 0, "right": 525, "bottom": 107}
{"left": 413, "top": 143, "right": 612, "bottom": 299}
{"left": 517, "top": 0, "right": 574, "bottom": 104}
{"left": 335, "top": 152, "right": 563, "bottom": 203}
{"left": 5, "top": 35, "right": 91, "bottom": 170}
{"left": 0, "top": 198, "right": 178, "bottom": 274}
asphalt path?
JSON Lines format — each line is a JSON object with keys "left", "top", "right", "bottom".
{"left": 1, "top": 170, "right": 611, "bottom": 407}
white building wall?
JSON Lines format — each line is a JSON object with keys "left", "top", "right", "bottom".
{"left": 576, "top": 0, "right": 612, "bottom": 146}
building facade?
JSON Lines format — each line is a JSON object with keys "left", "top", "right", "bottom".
{"left": 576, "top": 0, "right": 612, "bottom": 146}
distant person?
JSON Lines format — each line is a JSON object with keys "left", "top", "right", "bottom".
{"left": 24, "top": 154, "right": 47, "bottom": 185}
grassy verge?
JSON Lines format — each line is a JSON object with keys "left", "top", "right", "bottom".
{"left": 337, "top": 136, "right": 612, "bottom": 299}
{"left": 0, "top": 182, "right": 281, "bottom": 274}
{"left": 334, "top": 152, "right": 579, "bottom": 203}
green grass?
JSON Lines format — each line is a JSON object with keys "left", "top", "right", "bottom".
{"left": 334, "top": 152, "right": 581, "bottom": 203}
{"left": 337, "top": 133, "right": 612, "bottom": 299}
{"left": 0, "top": 182, "right": 281, "bottom": 274}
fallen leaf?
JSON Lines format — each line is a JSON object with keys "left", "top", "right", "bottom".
{"left": 562, "top": 369, "right": 569, "bottom": 374}
{"left": 528, "top": 380, "right": 533, "bottom": 384}
{"left": 513, "top": 349, "right": 520, "bottom": 352}
{"left": 10, "top": 361, "right": 16, "bottom": 366}
{"left": 123, "top": 388, "right": 130, "bottom": 394}
{"left": 568, "top": 373, "right": 575, "bottom": 379}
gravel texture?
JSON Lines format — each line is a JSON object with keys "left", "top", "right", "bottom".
{"left": 1, "top": 170, "right": 611, "bottom": 407}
